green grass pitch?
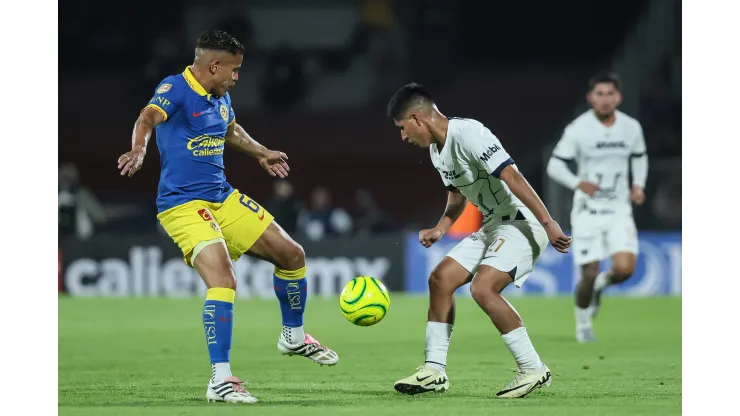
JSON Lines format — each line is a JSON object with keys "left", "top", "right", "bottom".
{"left": 59, "top": 295, "right": 681, "bottom": 415}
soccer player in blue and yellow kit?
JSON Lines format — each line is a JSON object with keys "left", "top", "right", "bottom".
{"left": 116, "top": 30, "right": 339, "bottom": 404}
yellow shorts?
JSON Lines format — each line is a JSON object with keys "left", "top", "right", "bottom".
{"left": 156, "top": 189, "right": 274, "bottom": 266}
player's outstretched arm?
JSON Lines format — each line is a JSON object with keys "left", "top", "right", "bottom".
{"left": 499, "top": 165, "right": 572, "bottom": 253}
{"left": 118, "top": 107, "right": 165, "bottom": 177}
{"left": 419, "top": 187, "right": 466, "bottom": 248}
{"left": 225, "top": 122, "right": 290, "bottom": 178}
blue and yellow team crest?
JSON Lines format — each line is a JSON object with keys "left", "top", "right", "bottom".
{"left": 220, "top": 104, "right": 228, "bottom": 122}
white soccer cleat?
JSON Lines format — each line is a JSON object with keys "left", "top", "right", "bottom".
{"left": 576, "top": 326, "right": 596, "bottom": 343}
{"left": 206, "top": 376, "right": 258, "bottom": 404}
{"left": 496, "top": 364, "right": 552, "bottom": 398}
{"left": 393, "top": 364, "right": 450, "bottom": 395}
{"left": 277, "top": 333, "right": 339, "bottom": 366}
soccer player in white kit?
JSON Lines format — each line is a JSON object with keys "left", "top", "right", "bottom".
{"left": 546, "top": 72, "right": 648, "bottom": 343}
{"left": 387, "top": 83, "right": 572, "bottom": 398}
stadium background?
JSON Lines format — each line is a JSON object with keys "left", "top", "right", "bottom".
{"left": 58, "top": 0, "right": 681, "bottom": 299}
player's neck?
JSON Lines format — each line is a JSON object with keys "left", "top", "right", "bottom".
{"left": 189, "top": 65, "right": 217, "bottom": 95}
{"left": 430, "top": 114, "right": 450, "bottom": 147}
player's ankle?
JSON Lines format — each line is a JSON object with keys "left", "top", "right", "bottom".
{"left": 425, "top": 361, "right": 446, "bottom": 374}
{"left": 211, "top": 362, "right": 233, "bottom": 383}
{"left": 281, "top": 325, "right": 305, "bottom": 345}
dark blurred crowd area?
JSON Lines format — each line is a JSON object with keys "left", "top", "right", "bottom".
{"left": 59, "top": 0, "right": 681, "bottom": 239}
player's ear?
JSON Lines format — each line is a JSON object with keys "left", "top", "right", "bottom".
{"left": 209, "top": 61, "right": 220, "bottom": 75}
{"left": 614, "top": 91, "right": 623, "bottom": 106}
{"left": 411, "top": 113, "right": 423, "bottom": 126}
{"left": 585, "top": 92, "right": 593, "bottom": 105}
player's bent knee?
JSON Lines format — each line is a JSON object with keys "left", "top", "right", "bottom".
{"left": 428, "top": 258, "right": 471, "bottom": 295}
{"left": 428, "top": 270, "right": 452, "bottom": 294}
{"left": 469, "top": 278, "right": 499, "bottom": 304}
{"left": 611, "top": 264, "right": 634, "bottom": 282}
{"left": 280, "top": 241, "right": 305, "bottom": 271}
{"left": 469, "top": 267, "right": 510, "bottom": 300}
{"left": 203, "top": 270, "right": 237, "bottom": 290}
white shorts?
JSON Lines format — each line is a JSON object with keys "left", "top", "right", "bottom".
{"left": 446, "top": 218, "right": 549, "bottom": 288}
{"left": 571, "top": 214, "right": 639, "bottom": 266}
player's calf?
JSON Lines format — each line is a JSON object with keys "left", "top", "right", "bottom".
{"left": 469, "top": 267, "right": 523, "bottom": 334}
{"left": 575, "top": 262, "right": 599, "bottom": 309}
{"left": 469, "top": 266, "right": 550, "bottom": 395}
{"left": 575, "top": 262, "right": 599, "bottom": 333}
{"left": 591, "top": 253, "right": 637, "bottom": 318}
{"left": 427, "top": 258, "right": 470, "bottom": 323}
{"left": 424, "top": 257, "right": 471, "bottom": 374}
{"left": 193, "top": 242, "right": 243, "bottom": 392}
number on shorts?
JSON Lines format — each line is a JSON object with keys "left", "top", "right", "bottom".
{"left": 239, "top": 195, "right": 260, "bottom": 213}
{"left": 493, "top": 238, "right": 506, "bottom": 252}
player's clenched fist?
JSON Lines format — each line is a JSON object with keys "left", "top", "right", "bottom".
{"left": 543, "top": 220, "right": 572, "bottom": 254}
{"left": 419, "top": 227, "right": 444, "bottom": 248}
{"left": 118, "top": 148, "right": 146, "bottom": 177}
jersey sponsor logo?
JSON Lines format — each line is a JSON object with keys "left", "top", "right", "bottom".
{"left": 187, "top": 135, "right": 226, "bottom": 157}
{"left": 480, "top": 144, "right": 502, "bottom": 162}
{"left": 210, "top": 222, "right": 221, "bottom": 232}
{"left": 156, "top": 83, "right": 172, "bottom": 93}
{"left": 192, "top": 111, "right": 205, "bottom": 117}
{"left": 220, "top": 104, "right": 229, "bottom": 122}
{"left": 442, "top": 169, "right": 466, "bottom": 181}
{"left": 258, "top": 210, "right": 266, "bottom": 221}
{"left": 198, "top": 208, "right": 213, "bottom": 221}
{"left": 595, "top": 141, "right": 627, "bottom": 149}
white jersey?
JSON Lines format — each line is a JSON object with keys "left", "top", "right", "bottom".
{"left": 552, "top": 110, "right": 646, "bottom": 219}
{"left": 430, "top": 118, "right": 534, "bottom": 225}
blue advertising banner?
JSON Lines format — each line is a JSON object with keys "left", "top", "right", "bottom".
{"left": 404, "top": 232, "right": 682, "bottom": 297}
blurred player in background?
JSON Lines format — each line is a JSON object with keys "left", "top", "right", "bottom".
{"left": 387, "top": 83, "right": 572, "bottom": 398}
{"left": 116, "top": 30, "right": 338, "bottom": 404}
{"left": 546, "top": 72, "right": 648, "bottom": 343}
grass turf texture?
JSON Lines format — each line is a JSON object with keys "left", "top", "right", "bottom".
{"left": 59, "top": 295, "right": 681, "bottom": 415}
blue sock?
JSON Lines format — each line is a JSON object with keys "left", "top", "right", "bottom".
{"left": 273, "top": 266, "right": 307, "bottom": 328}
{"left": 203, "top": 288, "right": 235, "bottom": 367}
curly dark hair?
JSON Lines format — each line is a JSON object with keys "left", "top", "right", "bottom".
{"left": 195, "top": 30, "right": 245, "bottom": 55}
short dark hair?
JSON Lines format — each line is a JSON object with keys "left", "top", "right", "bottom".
{"left": 196, "top": 30, "right": 245, "bottom": 55}
{"left": 588, "top": 71, "right": 621, "bottom": 91}
{"left": 387, "top": 82, "right": 435, "bottom": 120}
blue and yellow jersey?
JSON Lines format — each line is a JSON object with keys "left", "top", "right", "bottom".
{"left": 146, "top": 67, "right": 237, "bottom": 213}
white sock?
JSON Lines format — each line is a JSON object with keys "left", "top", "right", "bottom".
{"left": 425, "top": 321, "right": 453, "bottom": 373}
{"left": 501, "top": 327, "right": 544, "bottom": 373}
{"left": 593, "top": 271, "right": 611, "bottom": 291}
{"left": 282, "top": 325, "right": 305, "bottom": 345}
{"left": 575, "top": 306, "right": 593, "bottom": 329}
{"left": 211, "top": 362, "right": 232, "bottom": 383}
